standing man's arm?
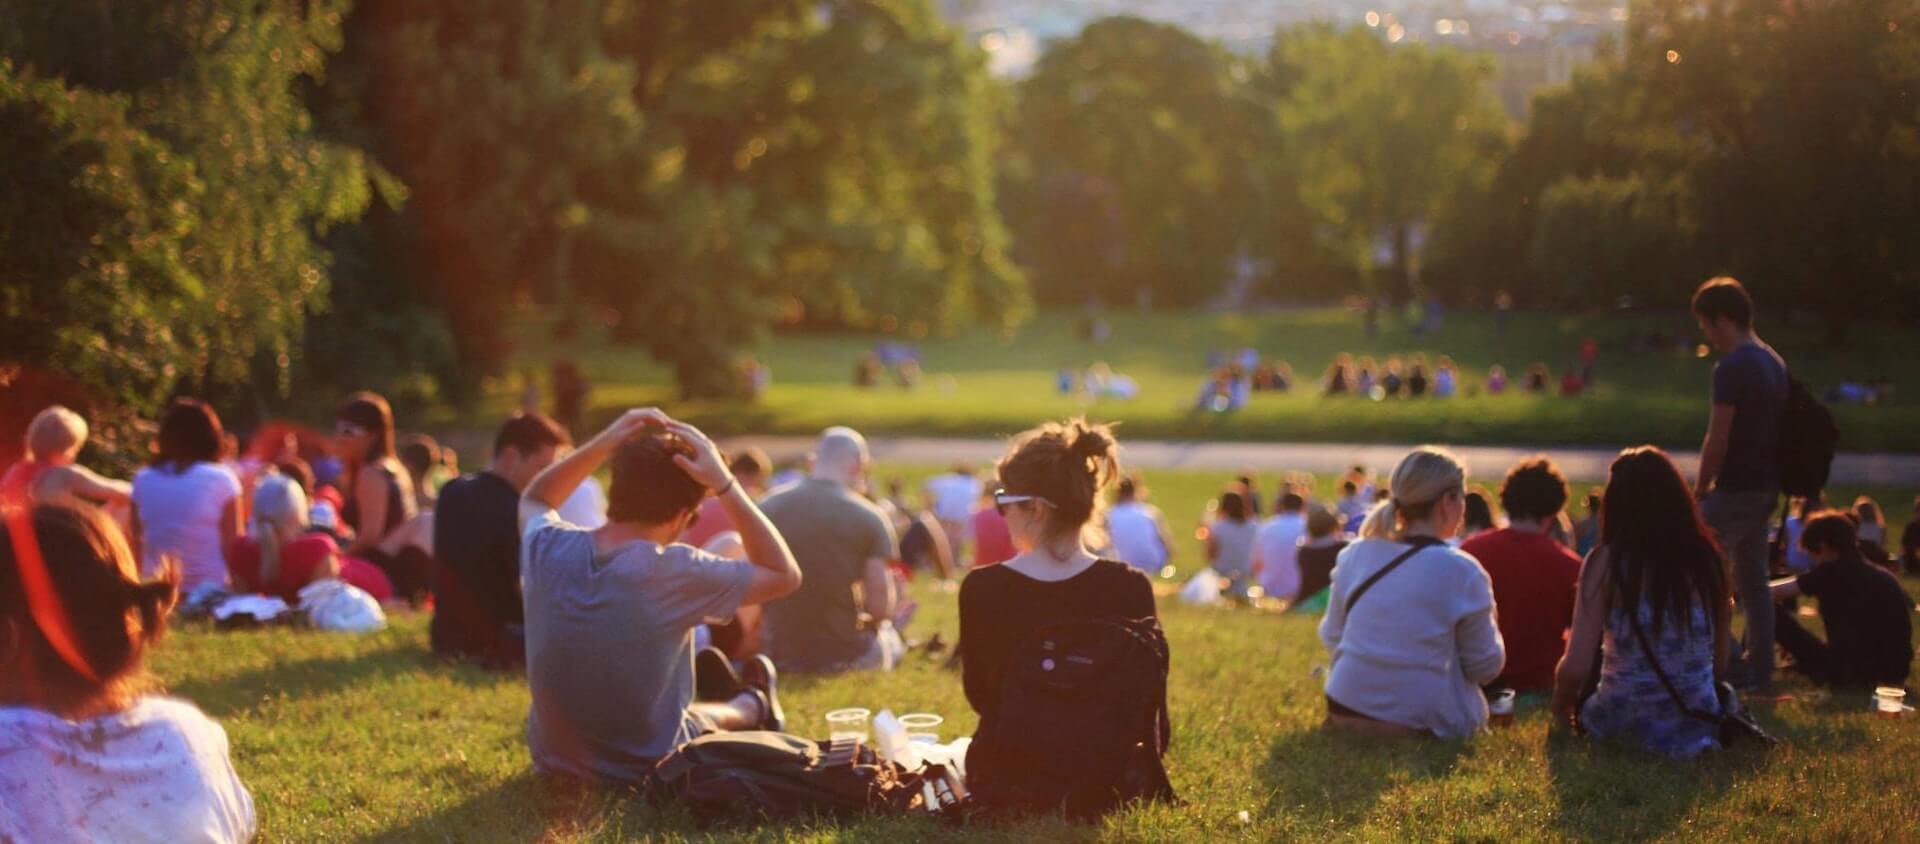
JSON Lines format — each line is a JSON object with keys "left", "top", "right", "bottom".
{"left": 1696, "top": 403, "right": 1736, "bottom": 497}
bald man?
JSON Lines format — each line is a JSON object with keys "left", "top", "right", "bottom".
{"left": 758, "top": 427, "right": 903, "bottom": 673}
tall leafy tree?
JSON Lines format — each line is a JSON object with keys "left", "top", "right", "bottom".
{"left": 1006, "top": 16, "right": 1262, "bottom": 307}
{"left": 1273, "top": 26, "right": 1510, "bottom": 302}
{"left": 0, "top": 0, "right": 374, "bottom": 431}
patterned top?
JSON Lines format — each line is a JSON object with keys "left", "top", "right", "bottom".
{"left": 1579, "top": 601, "right": 1722, "bottom": 758}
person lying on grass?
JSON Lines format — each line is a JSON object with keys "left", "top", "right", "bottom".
{"left": 516, "top": 409, "right": 801, "bottom": 786}
{"left": 0, "top": 502, "right": 255, "bottom": 843}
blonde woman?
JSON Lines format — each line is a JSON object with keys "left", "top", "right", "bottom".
{"left": 1319, "top": 446, "right": 1505, "bottom": 738}
{"left": 227, "top": 474, "right": 393, "bottom": 604}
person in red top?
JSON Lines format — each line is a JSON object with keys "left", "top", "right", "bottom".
{"left": 228, "top": 474, "right": 393, "bottom": 603}
{"left": 680, "top": 448, "right": 772, "bottom": 550}
{"left": 968, "top": 490, "right": 1016, "bottom": 568}
{"left": 1460, "top": 456, "right": 1582, "bottom": 692}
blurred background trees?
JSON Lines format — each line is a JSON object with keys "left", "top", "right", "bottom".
{"left": 3, "top": 0, "right": 1918, "bottom": 415}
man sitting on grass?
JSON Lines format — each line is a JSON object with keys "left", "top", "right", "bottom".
{"left": 1461, "top": 457, "right": 1583, "bottom": 693}
{"left": 517, "top": 409, "right": 802, "bottom": 785}
{"left": 1770, "top": 511, "right": 1913, "bottom": 690}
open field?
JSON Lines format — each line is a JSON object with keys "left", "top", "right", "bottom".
{"left": 146, "top": 465, "right": 1920, "bottom": 841}
{"left": 421, "top": 308, "right": 1920, "bottom": 453}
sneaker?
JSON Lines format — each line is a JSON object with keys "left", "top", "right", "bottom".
{"left": 694, "top": 647, "right": 740, "bottom": 702}
{"left": 740, "top": 655, "right": 784, "bottom": 732}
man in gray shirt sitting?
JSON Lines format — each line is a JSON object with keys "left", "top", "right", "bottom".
{"left": 517, "top": 408, "right": 802, "bottom": 785}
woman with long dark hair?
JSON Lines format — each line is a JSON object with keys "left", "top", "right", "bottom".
{"left": 335, "top": 392, "right": 430, "bottom": 602}
{"left": 130, "top": 399, "right": 242, "bottom": 592}
{"left": 1552, "top": 447, "right": 1733, "bottom": 757}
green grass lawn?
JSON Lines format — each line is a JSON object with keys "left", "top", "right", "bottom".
{"left": 424, "top": 308, "right": 1920, "bottom": 452}
{"left": 145, "top": 465, "right": 1920, "bottom": 841}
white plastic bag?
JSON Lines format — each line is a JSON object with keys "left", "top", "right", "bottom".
{"left": 1179, "top": 569, "right": 1224, "bottom": 606}
{"left": 298, "top": 578, "right": 386, "bottom": 632}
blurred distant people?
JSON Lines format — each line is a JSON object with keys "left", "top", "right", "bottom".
{"left": 969, "top": 489, "right": 1017, "bottom": 568}
{"left": 925, "top": 464, "right": 983, "bottom": 565}
{"left": 1254, "top": 491, "right": 1309, "bottom": 607}
{"left": 230, "top": 474, "right": 393, "bottom": 604}
{"left": 1524, "top": 363, "right": 1551, "bottom": 394}
{"left": 131, "top": 399, "right": 241, "bottom": 593}
{"left": 1336, "top": 480, "right": 1370, "bottom": 533}
{"left": 1292, "top": 505, "right": 1347, "bottom": 611}
{"left": 1852, "top": 496, "right": 1894, "bottom": 571}
{"left": 1433, "top": 357, "right": 1458, "bottom": 398}
{"left": 1462, "top": 457, "right": 1582, "bottom": 693}
{"left": 1237, "top": 474, "right": 1265, "bottom": 518}
{"left": 684, "top": 448, "right": 773, "bottom": 550}
{"left": 1, "top": 406, "right": 131, "bottom": 515}
{"left": 1324, "top": 354, "right": 1353, "bottom": 396}
{"left": 1495, "top": 291, "right": 1513, "bottom": 335}
{"left": 1107, "top": 475, "right": 1174, "bottom": 576}
{"left": 1355, "top": 357, "right": 1377, "bottom": 397}
{"left": 1573, "top": 491, "right": 1602, "bottom": 558}
{"left": 400, "top": 434, "right": 446, "bottom": 511}
{"left": 1692, "top": 277, "right": 1787, "bottom": 695}
{"left": 1780, "top": 496, "right": 1822, "bottom": 575}
{"left": 1406, "top": 355, "right": 1430, "bottom": 397}
{"left": 761, "top": 428, "right": 904, "bottom": 673}
{"left": 1560, "top": 363, "right": 1586, "bottom": 397}
{"left": 1206, "top": 490, "right": 1259, "bottom": 600}
{"left": 1457, "top": 490, "right": 1497, "bottom": 546}
{"left": 1487, "top": 364, "right": 1508, "bottom": 395}
{"left": 855, "top": 353, "right": 883, "bottom": 388}
{"left": 1381, "top": 356, "right": 1405, "bottom": 398}
{"left": 336, "top": 392, "right": 432, "bottom": 604}
{"left": 431, "top": 413, "right": 568, "bottom": 667}
{"left": 1771, "top": 511, "right": 1912, "bottom": 690}
{"left": 1901, "top": 497, "right": 1920, "bottom": 576}
{"left": 550, "top": 360, "right": 590, "bottom": 437}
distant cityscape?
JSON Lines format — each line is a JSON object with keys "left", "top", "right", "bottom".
{"left": 938, "top": 0, "right": 1627, "bottom": 116}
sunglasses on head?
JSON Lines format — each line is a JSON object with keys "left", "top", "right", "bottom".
{"left": 993, "top": 489, "right": 1054, "bottom": 516}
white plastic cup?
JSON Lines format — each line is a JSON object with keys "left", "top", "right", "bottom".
{"left": 826, "top": 708, "right": 872, "bottom": 743}
{"left": 1488, "top": 689, "right": 1516, "bottom": 727}
{"left": 898, "top": 712, "right": 944, "bottom": 744}
{"left": 1874, "top": 687, "right": 1906, "bottom": 718}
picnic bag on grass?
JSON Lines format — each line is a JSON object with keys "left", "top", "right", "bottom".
{"left": 967, "top": 616, "right": 1177, "bottom": 819}
{"left": 650, "top": 731, "right": 926, "bottom": 823}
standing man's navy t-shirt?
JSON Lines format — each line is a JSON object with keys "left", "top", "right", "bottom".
{"left": 1711, "top": 342, "right": 1787, "bottom": 491}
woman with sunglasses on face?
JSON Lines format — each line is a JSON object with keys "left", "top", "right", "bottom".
{"left": 334, "top": 392, "right": 430, "bottom": 603}
{"left": 958, "top": 419, "right": 1159, "bottom": 743}
{"left": 0, "top": 503, "right": 255, "bottom": 842}
{"left": 1320, "top": 446, "right": 1506, "bottom": 738}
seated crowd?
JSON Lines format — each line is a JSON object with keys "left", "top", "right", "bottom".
{"left": 2, "top": 387, "right": 1916, "bottom": 837}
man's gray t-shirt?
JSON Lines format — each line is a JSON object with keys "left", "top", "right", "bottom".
{"left": 520, "top": 511, "right": 753, "bottom": 783}
{"left": 1711, "top": 341, "right": 1787, "bottom": 491}
{"left": 759, "top": 478, "right": 898, "bottom": 671}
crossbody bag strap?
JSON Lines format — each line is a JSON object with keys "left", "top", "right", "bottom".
{"left": 1344, "top": 536, "right": 1445, "bottom": 616}
{"left": 1626, "top": 610, "right": 1720, "bottom": 724}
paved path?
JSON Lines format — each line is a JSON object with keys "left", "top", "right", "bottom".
{"left": 725, "top": 435, "right": 1920, "bottom": 487}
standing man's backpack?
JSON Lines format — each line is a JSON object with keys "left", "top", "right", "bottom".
{"left": 650, "top": 731, "right": 927, "bottom": 823}
{"left": 1777, "top": 374, "right": 1838, "bottom": 499}
{"left": 967, "top": 616, "right": 1176, "bottom": 819}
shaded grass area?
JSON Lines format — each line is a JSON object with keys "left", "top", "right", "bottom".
{"left": 144, "top": 464, "right": 1920, "bottom": 841}
{"left": 421, "top": 308, "right": 1920, "bottom": 452}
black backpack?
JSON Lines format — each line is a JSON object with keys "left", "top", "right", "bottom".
{"left": 966, "top": 616, "right": 1177, "bottom": 819}
{"left": 1777, "top": 374, "right": 1838, "bottom": 499}
{"left": 650, "top": 731, "right": 927, "bottom": 824}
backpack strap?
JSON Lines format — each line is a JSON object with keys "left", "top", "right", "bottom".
{"left": 1344, "top": 536, "right": 1445, "bottom": 616}
{"left": 1625, "top": 610, "right": 1721, "bottom": 724}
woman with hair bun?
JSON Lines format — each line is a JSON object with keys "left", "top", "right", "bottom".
{"left": 1319, "top": 446, "right": 1506, "bottom": 738}
{"left": 0, "top": 502, "right": 255, "bottom": 842}
{"left": 959, "top": 418, "right": 1162, "bottom": 810}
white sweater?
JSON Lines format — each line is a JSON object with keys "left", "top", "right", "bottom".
{"left": 1319, "top": 538, "right": 1506, "bottom": 738}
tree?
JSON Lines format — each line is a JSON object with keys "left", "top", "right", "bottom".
{"left": 1006, "top": 16, "right": 1262, "bottom": 307}
{"left": 1273, "top": 26, "right": 1511, "bottom": 302}
{"left": 1, "top": 0, "right": 375, "bottom": 437}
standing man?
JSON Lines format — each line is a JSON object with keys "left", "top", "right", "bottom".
{"left": 1691, "top": 277, "right": 1787, "bottom": 695}
{"left": 762, "top": 427, "right": 902, "bottom": 673}
{"left": 517, "top": 409, "right": 801, "bottom": 785}
{"left": 430, "top": 412, "right": 568, "bottom": 667}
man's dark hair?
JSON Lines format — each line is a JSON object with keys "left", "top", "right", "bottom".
{"left": 1116, "top": 476, "right": 1139, "bottom": 500}
{"left": 1342, "top": 480, "right": 1358, "bottom": 495}
{"left": 728, "top": 446, "right": 772, "bottom": 479}
{"left": 607, "top": 432, "right": 707, "bottom": 524}
{"left": 1691, "top": 276, "right": 1753, "bottom": 331}
{"left": 1800, "top": 510, "right": 1862, "bottom": 561}
{"left": 1217, "top": 489, "right": 1249, "bottom": 522}
{"left": 1500, "top": 457, "right": 1570, "bottom": 522}
{"left": 494, "top": 412, "right": 569, "bottom": 458}
{"left": 1279, "top": 492, "right": 1306, "bottom": 512}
